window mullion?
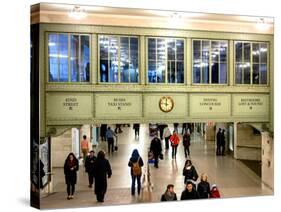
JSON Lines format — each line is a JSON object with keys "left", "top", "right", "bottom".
{"left": 128, "top": 37, "right": 131, "bottom": 83}
{"left": 79, "top": 35, "right": 81, "bottom": 82}
{"left": 108, "top": 36, "right": 110, "bottom": 83}
{"left": 242, "top": 42, "right": 244, "bottom": 84}
{"left": 199, "top": 40, "right": 203, "bottom": 84}
{"left": 165, "top": 39, "right": 168, "bottom": 84}
{"left": 250, "top": 42, "right": 253, "bottom": 85}
{"left": 209, "top": 40, "right": 212, "bottom": 84}
{"left": 175, "top": 40, "right": 177, "bottom": 83}
{"left": 118, "top": 36, "right": 120, "bottom": 83}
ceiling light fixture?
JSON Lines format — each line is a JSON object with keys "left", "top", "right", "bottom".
{"left": 68, "top": 5, "right": 87, "bottom": 20}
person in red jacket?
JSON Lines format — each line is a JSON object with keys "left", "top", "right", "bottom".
{"left": 170, "top": 131, "right": 180, "bottom": 159}
{"left": 210, "top": 184, "right": 221, "bottom": 198}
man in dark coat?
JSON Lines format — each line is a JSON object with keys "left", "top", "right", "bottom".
{"left": 180, "top": 181, "right": 199, "bottom": 200}
{"left": 216, "top": 128, "right": 222, "bottom": 155}
{"left": 183, "top": 130, "right": 191, "bottom": 157}
{"left": 149, "top": 135, "right": 162, "bottom": 168}
{"left": 85, "top": 150, "right": 97, "bottom": 188}
{"left": 93, "top": 151, "right": 112, "bottom": 202}
{"left": 161, "top": 184, "right": 177, "bottom": 201}
{"left": 133, "top": 123, "right": 140, "bottom": 139}
{"left": 100, "top": 124, "right": 107, "bottom": 141}
{"left": 220, "top": 129, "right": 226, "bottom": 156}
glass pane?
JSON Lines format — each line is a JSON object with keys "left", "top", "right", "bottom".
{"left": 253, "top": 64, "right": 259, "bottom": 84}
{"left": 260, "top": 43, "right": 268, "bottom": 63}
{"left": 176, "top": 61, "right": 184, "bottom": 83}
{"left": 211, "top": 41, "right": 219, "bottom": 62}
{"left": 244, "top": 42, "right": 251, "bottom": 62}
{"left": 157, "top": 39, "right": 166, "bottom": 61}
{"left": 59, "top": 34, "right": 68, "bottom": 82}
{"left": 130, "top": 37, "right": 138, "bottom": 61}
{"left": 243, "top": 64, "right": 250, "bottom": 84}
{"left": 235, "top": 42, "right": 242, "bottom": 62}
{"left": 193, "top": 63, "right": 201, "bottom": 83}
{"left": 100, "top": 36, "right": 109, "bottom": 59}
{"left": 48, "top": 34, "right": 59, "bottom": 82}
{"left": 252, "top": 43, "right": 260, "bottom": 63}
{"left": 148, "top": 38, "right": 156, "bottom": 60}
{"left": 202, "top": 63, "right": 209, "bottom": 83}
{"left": 130, "top": 60, "right": 138, "bottom": 83}
{"left": 211, "top": 62, "right": 219, "bottom": 84}
{"left": 168, "top": 61, "right": 175, "bottom": 83}
{"left": 80, "top": 35, "right": 90, "bottom": 82}
{"left": 100, "top": 59, "right": 108, "bottom": 82}
{"left": 167, "top": 39, "right": 175, "bottom": 60}
{"left": 260, "top": 64, "right": 267, "bottom": 84}
{"left": 219, "top": 41, "right": 227, "bottom": 62}
{"left": 219, "top": 63, "right": 227, "bottom": 84}
{"left": 70, "top": 35, "right": 79, "bottom": 82}
{"left": 235, "top": 63, "right": 242, "bottom": 84}
{"left": 120, "top": 37, "right": 129, "bottom": 83}
{"left": 130, "top": 37, "right": 139, "bottom": 83}
{"left": 202, "top": 40, "right": 209, "bottom": 51}
{"left": 176, "top": 40, "right": 184, "bottom": 60}
{"left": 109, "top": 37, "right": 119, "bottom": 82}
{"left": 148, "top": 61, "right": 156, "bottom": 83}
{"left": 157, "top": 61, "right": 165, "bottom": 83}
{"left": 193, "top": 40, "right": 201, "bottom": 52}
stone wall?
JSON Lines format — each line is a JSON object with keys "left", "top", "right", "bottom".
{"left": 261, "top": 132, "right": 274, "bottom": 189}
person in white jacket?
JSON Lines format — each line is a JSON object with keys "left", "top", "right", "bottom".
{"left": 163, "top": 125, "right": 171, "bottom": 150}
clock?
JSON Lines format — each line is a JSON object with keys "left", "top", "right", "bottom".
{"left": 159, "top": 96, "right": 174, "bottom": 113}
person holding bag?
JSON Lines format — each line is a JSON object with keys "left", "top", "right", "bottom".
{"left": 128, "top": 149, "right": 144, "bottom": 195}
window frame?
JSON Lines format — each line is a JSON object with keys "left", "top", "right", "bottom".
{"left": 146, "top": 36, "right": 186, "bottom": 85}
{"left": 98, "top": 34, "right": 140, "bottom": 84}
{"left": 234, "top": 40, "right": 269, "bottom": 86}
{"left": 46, "top": 32, "right": 91, "bottom": 83}
{"left": 192, "top": 38, "right": 229, "bottom": 85}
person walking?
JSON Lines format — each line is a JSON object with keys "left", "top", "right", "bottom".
{"left": 216, "top": 128, "right": 222, "bottom": 155}
{"left": 197, "top": 173, "right": 210, "bottom": 199}
{"left": 161, "top": 184, "right": 178, "bottom": 201}
{"left": 81, "top": 135, "right": 89, "bottom": 163}
{"left": 180, "top": 181, "right": 199, "bottom": 200}
{"left": 170, "top": 131, "right": 180, "bottom": 159}
{"left": 85, "top": 150, "right": 96, "bottom": 188}
{"left": 149, "top": 134, "right": 162, "bottom": 168}
{"left": 93, "top": 151, "right": 112, "bottom": 202}
{"left": 183, "top": 129, "right": 191, "bottom": 157}
{"left": 100, "top": 124, "right": 107, "bottom": 141}
{"left": 220, "top": 129, "right": 226, "bottom": 156}
{"left": 163, "top": 125, "right": 171, "bottom": 150}
{"left": 182, "top": 123, "right": 188, "bottom": 135}
{"left": 128, "top": 149, "right": 144, "bottom": 195}
{"left": 106, "top": 127, "right": 117, "bottom": 155}
{"left": 173, "top": 123, "right": 179, "bottom": 133}
{"left": 133, "top": 124, "right": 140, "bottom": 139}
{"left": 182, "top": 159, "right": 198, "bottom": 186}
{"left": 64, "top": 153, "right": 79, "bottom": 200}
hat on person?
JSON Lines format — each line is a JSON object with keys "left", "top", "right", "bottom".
{"left": 211, "top": 184, "right": 217, "bottom": 189}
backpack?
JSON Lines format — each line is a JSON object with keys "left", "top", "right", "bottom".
{"left": 132, "top": 157, "right": 141, "bottom": 176}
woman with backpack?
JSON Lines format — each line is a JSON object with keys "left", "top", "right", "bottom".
{"left": 128, "top": 149, "right": 144, "bottom": 196}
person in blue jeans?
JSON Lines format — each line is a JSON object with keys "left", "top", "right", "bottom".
{"left": 128, "top": 149, "right": 144, "bottom": 195}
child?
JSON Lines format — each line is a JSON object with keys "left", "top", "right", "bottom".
{"left": 210, "top": 184, "right": 221, "bottom": 198}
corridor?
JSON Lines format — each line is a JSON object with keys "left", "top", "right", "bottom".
{"left": 41, "top": 124, "right": 272, "bottom": 209}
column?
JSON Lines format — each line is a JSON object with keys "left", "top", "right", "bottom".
{"left": 233, "top": 121, "right": 238, "bottom": 159}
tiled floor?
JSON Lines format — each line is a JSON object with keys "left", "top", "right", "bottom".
{"left": 41, "top": 124, "right": 273, "bottom": 209}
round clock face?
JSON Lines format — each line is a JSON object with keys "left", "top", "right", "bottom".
{"left": 159, "top": 96, "right": 174, "bottom": 113}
